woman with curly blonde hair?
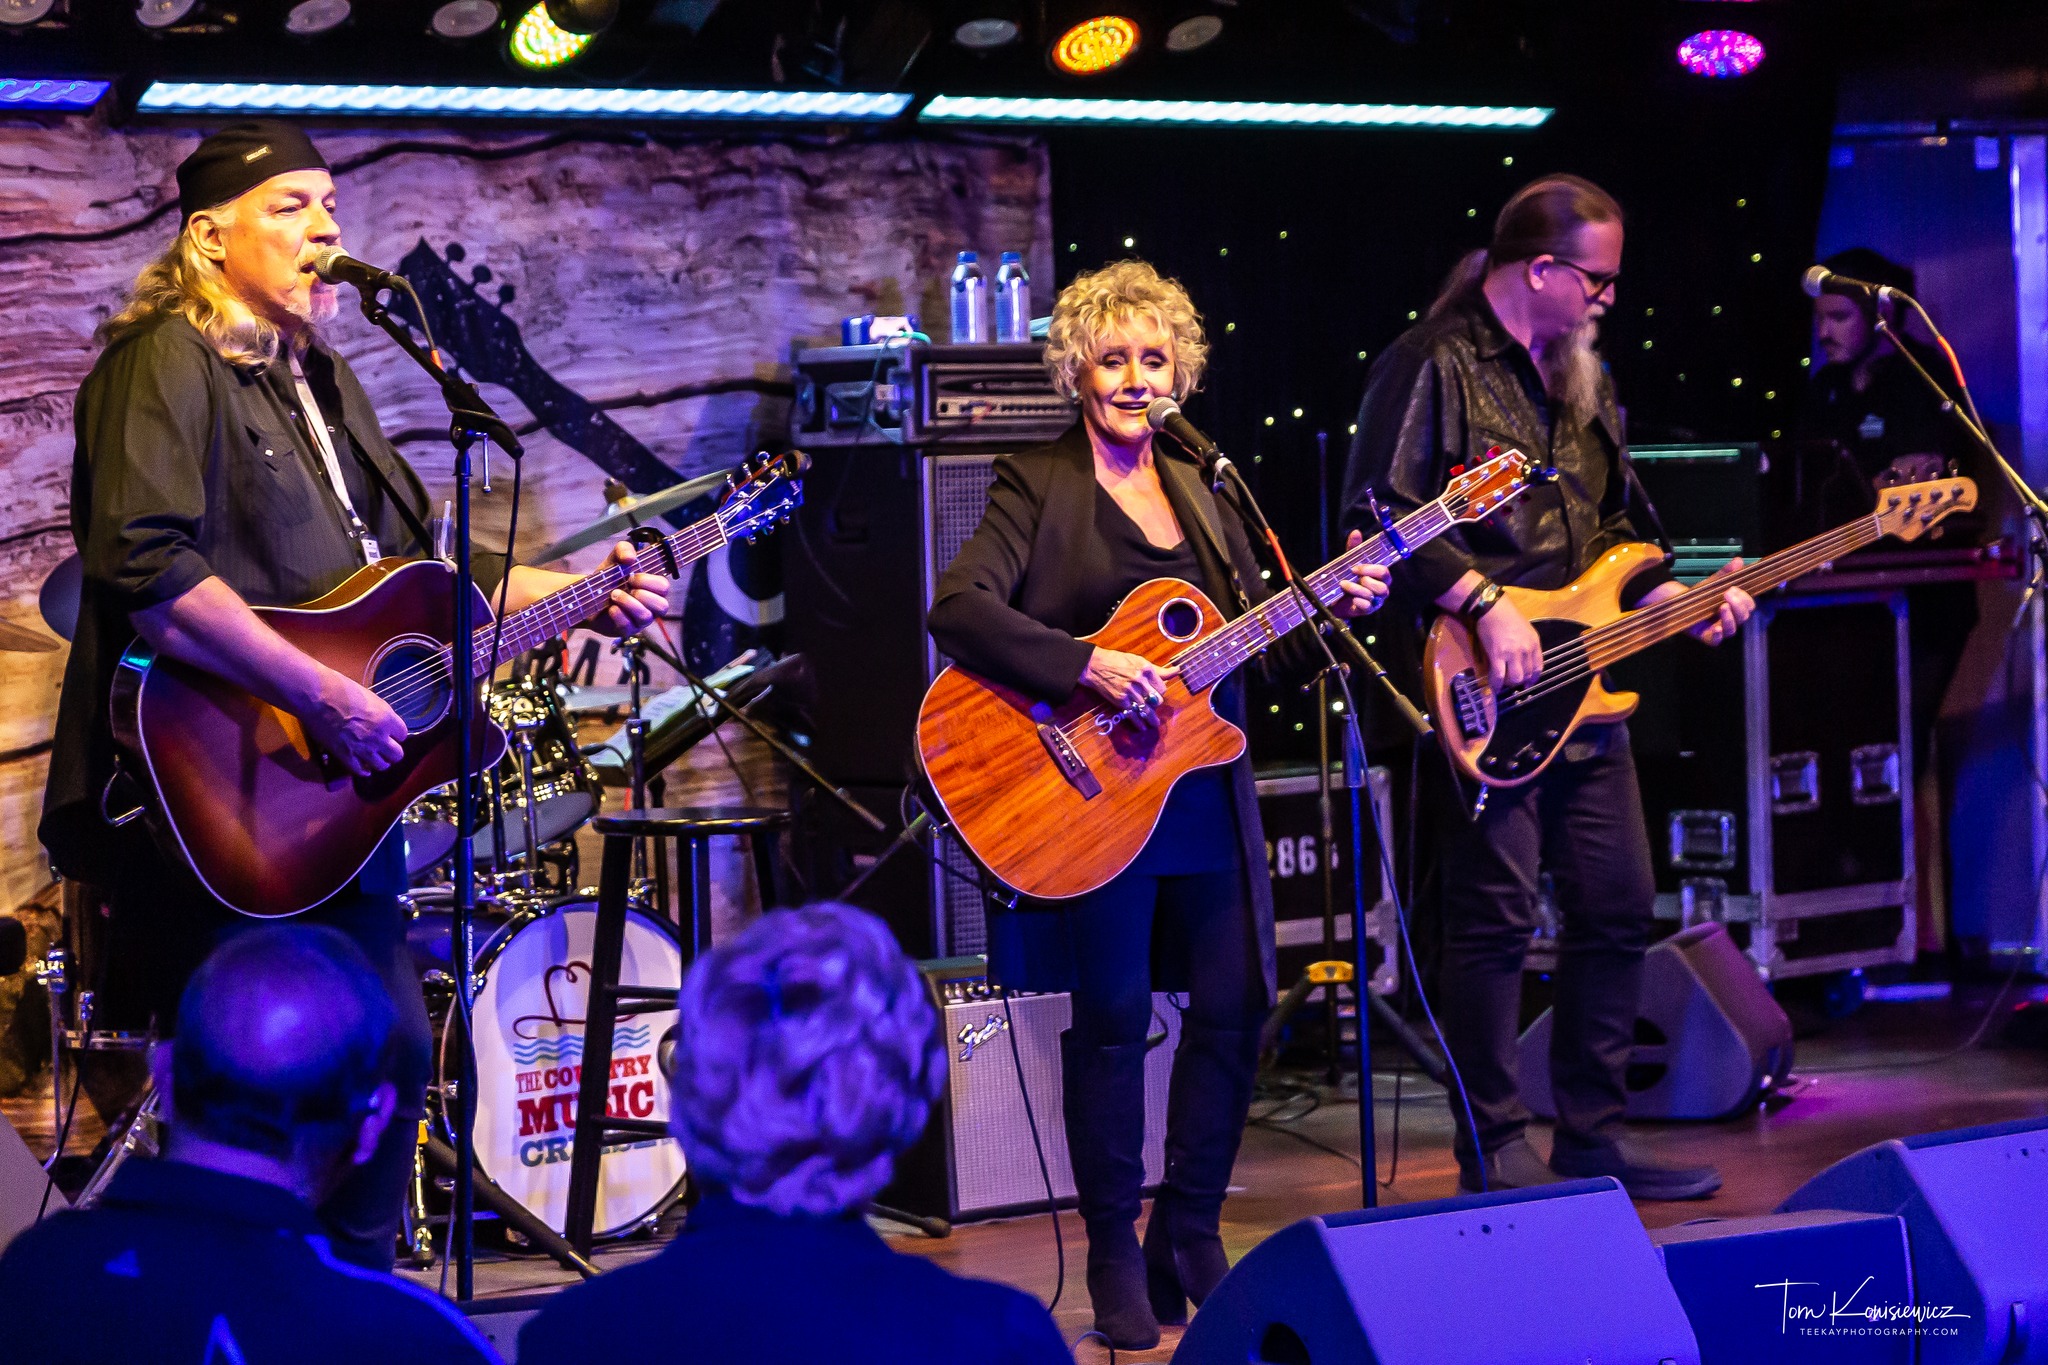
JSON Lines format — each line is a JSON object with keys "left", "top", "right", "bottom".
{"left": 929, "top": 259, "right": 1389, "bottom": 1347}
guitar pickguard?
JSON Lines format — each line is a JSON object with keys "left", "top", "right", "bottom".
{"left": 1467, "top": 618, "right": 1594, "bottom": 782}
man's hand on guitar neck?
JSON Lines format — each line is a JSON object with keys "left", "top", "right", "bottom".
{"left": 503, "top": 540, "right": 670, "bottom": 639}
{"left": 1639, "top": 558, "right": 1754, "bottom": 647}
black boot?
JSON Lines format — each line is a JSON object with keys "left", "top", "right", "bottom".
{"left": 1143, "top": 1020, "right": 1260, "bottom": 1325}
{"left": 1061, "top": 1030, "right": 1161, "bottom": 1351}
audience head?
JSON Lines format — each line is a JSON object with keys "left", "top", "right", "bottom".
{"left": 668, "top": 903, "right": 944, "bottom": 1218}
{"left": 154, "top": 925, "right": 398, "bottom": 1201}
{"left": 1814, "top": 246, "right": 1916, "bottom": 368}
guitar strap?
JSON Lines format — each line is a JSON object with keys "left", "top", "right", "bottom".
{"left": 1618, "top": 451, "right": 1678, "bottom": 560}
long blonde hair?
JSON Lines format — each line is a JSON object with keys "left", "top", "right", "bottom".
{"left": 97, "top": 207, "right": 284, "bottom": 371}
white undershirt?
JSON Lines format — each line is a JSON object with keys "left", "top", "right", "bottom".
{"left": 289, "top": 352, "right": 379, "bottom": 564}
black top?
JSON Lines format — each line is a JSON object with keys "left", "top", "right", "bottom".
{"left": 41, "top": 314, "right": 500, "bottom": 885}
{"left": 1794, "top": 343, "right": 1968, "bottom": 480}
{"left": 1341, "top": 291, "right": 1667, "bottom": 611}
{"left": 0, "top": 1159, "right": 499, "bottom": 1365}
{"left": 516, "top": 1190, "right": 1071, "bottom": 1365}
{"left": 1094, "top": 487, "right": 1239, "bottom": 876}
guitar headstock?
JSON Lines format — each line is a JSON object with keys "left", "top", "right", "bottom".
{"left": 1873, "top": 477, "right": 1976, "bottom": 542}
{"left": 1442, "top": 446, "right": 1547, "bottom": 525}
{"left": 716, "top": 450, "right": 810, "bottom": 543}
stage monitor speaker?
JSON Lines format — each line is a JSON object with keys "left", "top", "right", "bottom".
{"left": 882, "top": 962, "right": 1179, "bottom": 1223}
{"left": 1173, "top": 1178, "right": 1699, "bottom": 1365}
{"left": 0, "top": 1116, "right": 60, "bottom": 1255}
{"left": 1651, "top": 1210, "right": 1913, "bottom": 1364}
{"left": 1780, "top": 1116, "right": 2048, "bottom": 1365}
{"left": 1519, "top": 922, "right": 1794, "bottom": 1120}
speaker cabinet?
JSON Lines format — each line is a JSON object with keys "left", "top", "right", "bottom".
{"left": 882, "top": 966, "right": 1179, "bottom": 1223}
{"left": 1518, "top": 922, "right": 1794, "bottom": 1120}
{"left": 1651, "top": 1210, "right": 1914, "bottom": 1365}
{"left": 1781, "top": 1116, "right": 2048, "bottom": 1365}
{"left": 1174, "top": 1178, "right": 1700, "bottom": 1365}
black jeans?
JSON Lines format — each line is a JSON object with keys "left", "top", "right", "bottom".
{"left": 1060, "top": 868, "right": 1265, "bottom": 1047}
{"left": 93, "top": 833, "right": 431, "bottom": 1271}
{"left": 1435, "top": 725, "right": 1655, "bottom": 1166}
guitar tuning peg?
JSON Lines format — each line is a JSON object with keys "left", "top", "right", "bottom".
{"left": 1449, "top": 464, "right": 1466, "bottom": 477}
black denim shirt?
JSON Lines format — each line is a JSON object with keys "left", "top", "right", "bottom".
{"left": 41, "top": 313, "right": 499, "bottom": 880}
{"left": 1340, "top": 291, "right": 1668, "bottom": 613}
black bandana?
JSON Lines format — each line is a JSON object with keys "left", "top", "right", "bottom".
{"left": 176, "top": 120, "right": 331, "bottom": 221}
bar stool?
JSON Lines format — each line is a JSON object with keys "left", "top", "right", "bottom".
{"left": 560, "top": 806, "right": 787, "bottom": 1255}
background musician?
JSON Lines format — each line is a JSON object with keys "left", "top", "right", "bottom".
{"left": 1343, "top": 175, "right": 1752, "bottom": 1201}
{"left": 927, "top": 260, "right": 1389, "bottom": 1348}
{"left": 39, "top": 121, "right": 670, "bottom": 1268}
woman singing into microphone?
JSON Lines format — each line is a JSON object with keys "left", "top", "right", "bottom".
{"left": 927, "top": 260, "right": 1389, "bottom": 1348}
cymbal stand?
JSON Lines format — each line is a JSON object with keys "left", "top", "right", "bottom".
{"left": 512, "top": 714, "right": 545, "bottom": 893}
{"left": 617, "top": 634, "right": 652, "bottom": 883}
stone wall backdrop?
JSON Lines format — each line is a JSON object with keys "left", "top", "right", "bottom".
{"left": 0, "top": 112, "right": 1050, "bottom": 1087}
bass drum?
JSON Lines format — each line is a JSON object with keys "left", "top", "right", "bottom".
{"left": 440, "top": 898, "right": 687, "bottom": 1238}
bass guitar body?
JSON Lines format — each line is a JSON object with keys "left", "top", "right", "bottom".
{"left": 112, "top": 559, "right": 507, "bottom": 918}
{"left": 917, "top": 578, "right": 1246, "bottom": 901}
{"left": 1424, "top": 542, "right": 1664, "bottom": 787}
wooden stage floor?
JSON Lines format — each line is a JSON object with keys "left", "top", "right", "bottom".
{"left": 8, "top": 983, "right": 2046, "bottom": 1362}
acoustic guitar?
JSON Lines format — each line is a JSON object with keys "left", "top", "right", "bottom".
{"left": 1423, "top": 475, "right": 1977, "bottom": 788}
{"left": 917, "top": 447, "right": 1543, "bottom": 900}
{"left": 111, "top": 451, "right": 806, "bottom": 918}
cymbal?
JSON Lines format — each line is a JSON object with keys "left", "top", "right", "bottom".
{"left": 40, "top": 552, "right": 80, "bottom": 642}
{"left": 0, "top": 617, "right": 59, "bottom": 654}
{"left": 530, "top": 471, "right": 731, "bottom": 567}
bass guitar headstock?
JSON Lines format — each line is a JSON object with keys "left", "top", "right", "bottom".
{"left": 716, "top": 450, "right": 810, "bottom": 543}
{"left": 1873, "top": 476, "right": 1976, "bottom": 542}
{"left": 1441, "top": 445, "right": 1548, "bottom": 525}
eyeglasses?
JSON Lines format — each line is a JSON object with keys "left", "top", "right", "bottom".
{"left": 1547, "top": 256, "right": 1620, "bottom": 300}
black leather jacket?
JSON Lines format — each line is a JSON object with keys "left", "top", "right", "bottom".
{"left": 1340, "top": 291, "right": 1667, "bottom": 613}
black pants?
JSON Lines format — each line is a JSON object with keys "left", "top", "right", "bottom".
{"left": 92, "top": 833, "right": 431, "bottom": 1271}
{"left": 1060, "top": 868, "right": 1265, "bottom": 1047}
{"left": 1435, "top": 725, "right": 1655, "bottom": 1166}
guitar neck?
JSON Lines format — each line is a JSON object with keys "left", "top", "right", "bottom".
{"left": 467, "top": 513, "right": 728, "bottom": 672}
{"left": 1176, "top": 499, "right": 1457, "bottom": 692}
{"left": 1574, "top": 512, "right": 1885, "bottom": 671}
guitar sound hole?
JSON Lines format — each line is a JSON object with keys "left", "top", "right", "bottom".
{"left": 370, "top": 637, "right": 453, "bottom": 734}
{"left": 1157, "top": 597, "right": 1202, "bottom": 641}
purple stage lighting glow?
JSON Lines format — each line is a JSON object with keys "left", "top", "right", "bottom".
{"left": 0, "top": 78, "right": 109, "bottom": 109}
{"left": 1677, "top": 29, "right": 1765, "bottom": 78}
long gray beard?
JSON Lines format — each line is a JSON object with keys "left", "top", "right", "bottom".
{"left": 1541, "top": 319, "right": 1603, "bottom": 424}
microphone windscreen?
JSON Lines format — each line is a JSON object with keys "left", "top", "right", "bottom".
{"left": 1145, "top": 396, "right": 1180, "bottom": 431}
{"left": 1801, "top": 265, "right": 1830, "bottom": 299}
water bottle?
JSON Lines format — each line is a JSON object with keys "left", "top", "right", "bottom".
{"left": 949, "top": 251, "right": 989, "bottom": 344}
{"left": 995, "top": 251, "right": 1032, "bottom": 344}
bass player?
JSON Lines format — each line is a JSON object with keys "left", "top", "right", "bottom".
{"left": 40, "top": 122, "right": 669, "bottom": 1268}
{"left": 1342, "top": 175, "right": 1751, "bottom": 1201}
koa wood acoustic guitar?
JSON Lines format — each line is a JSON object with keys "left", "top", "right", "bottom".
{"left": 112, "top": 451, "right": 806, "bottom": 918}
{"left": 1423, "top": 475, "right": 1977, "bottom": 788}
{"left": 917, "top": 447, "right": 1543, "bottom": 900}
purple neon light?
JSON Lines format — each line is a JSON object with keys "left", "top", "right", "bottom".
{"left": 1676, "top": 29, "right": 1765, "bottom": 78}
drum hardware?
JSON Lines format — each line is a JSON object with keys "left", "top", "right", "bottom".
{"left": 72, "top": 1083, "right": 160, "bottom": 1212}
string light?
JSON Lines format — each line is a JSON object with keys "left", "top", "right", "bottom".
{"left": 0, "top": 78, "right": 107, "bottom": 108}
{"left": 919, "top": 95, "right": 1552, "bottom": 129}
{"left": 136, "top": 82, "right": 912, "bottom": 119}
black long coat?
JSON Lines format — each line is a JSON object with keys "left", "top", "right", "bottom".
{"left": 925, "top": 422, "right": 1286, "bottom": 1002}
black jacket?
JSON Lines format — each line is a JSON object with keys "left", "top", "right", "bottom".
{"left": 1341, "top": 292, "right": 1667, "bottom": 612}
{"left": 925, "top": 422, "right": 1285, "bottom": 998}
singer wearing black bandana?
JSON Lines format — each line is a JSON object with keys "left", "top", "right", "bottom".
{"left": 1343, "top": 175, "right": 1753, "bottom": 1205}
{"left": 927, "top": 259, "right": 1389, "bottom": 1350}
{"left": 41, "top": 120, "right": 670, "bottom": 1269}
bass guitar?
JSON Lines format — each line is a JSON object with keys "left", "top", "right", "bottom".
{"left": 112, "top": 451, "right": 806, "bottom": 918}
{"left": 918, "top": 447, "right": 1542, "bottom": 900}
{"left": 1423, "top": 475, "right": 1977, "bottom": 787}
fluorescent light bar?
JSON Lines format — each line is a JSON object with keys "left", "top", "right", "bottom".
{"left": 920, "top": 94, "right": 1552, "bottom": 129}
{"left": 136, "top": 82, "right": 913, "bottom": 120}
{"left": 0, "top": 78, "right": 110, "bottom": 110}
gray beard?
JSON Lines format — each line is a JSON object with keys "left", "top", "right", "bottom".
{"left": 1541, "top": 318, "right": 1603, "bottom": 424}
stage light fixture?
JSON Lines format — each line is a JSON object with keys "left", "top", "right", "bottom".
{"left": 509, "top": 2, "right": 593, "bottom": 66}
{"left": 954, "top": 16, "right": 1019, "bottom": 49}
{"left": 137, "top": 81, "right": 914, "bottom": 121}
{"left": 0, "top": 0, "right": 58, "bottom": 26}
{"left": 431, "top": 0, "right": 498, "bottom": 38}
{"left": 1052, "top": 15, "right": 1139, "bottom": 74}
{"left": 920, "top": 94, "right": 1553, "bottom": 129}
{"left": 1164, "top": 12, "right": 1222, "bottom": 52}
{"left": 1676, "top": 29, "right": 1765, "bottom": 78}
{"left": 284, "top": 0, "right": 349, "bottom": 33}
{"left": 134, "top": 0, "right": 199, "bottom": 27}
{"left": 542, "top": 0, "right": 615, "bottom": 34}
{"left": 0, "top": 77, "right": 107, "bottom": 107}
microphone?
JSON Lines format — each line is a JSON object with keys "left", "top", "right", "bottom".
{"left": 1802, "top": 264, "right": 1901, "bottom": 304}
{"left": 1145, "top": 397, "right": 1231, "bottom": 476}
{"left": 310, "top": 246, "right": 404, "bottom": 293}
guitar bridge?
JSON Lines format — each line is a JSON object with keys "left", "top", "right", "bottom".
{"left": 1450, "top": 671, "right": 1491, "bottom": 740}
{"left": 1037, "top": 723, "right": 1102, "bottom": 799}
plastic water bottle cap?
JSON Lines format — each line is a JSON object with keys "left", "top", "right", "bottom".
{"left": 958, "top": 251, "right": 978, "bottom": 262}
{"left": 1001, "top": 251, "right": 1022, "bottom": 262}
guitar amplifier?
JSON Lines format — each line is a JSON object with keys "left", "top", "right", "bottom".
{"left": 1627, "top": 443, "right": 1762, "bottom": 583}
{"left": 789, "top": 342, "right": 1073, "bottom": 449}
{"left": 881, "top": 958, "right": 1180, "bottom": 1222}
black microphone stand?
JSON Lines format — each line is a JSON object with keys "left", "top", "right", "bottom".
{"left": 357, "top": 287, "right": 523, "bottom": 1302}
